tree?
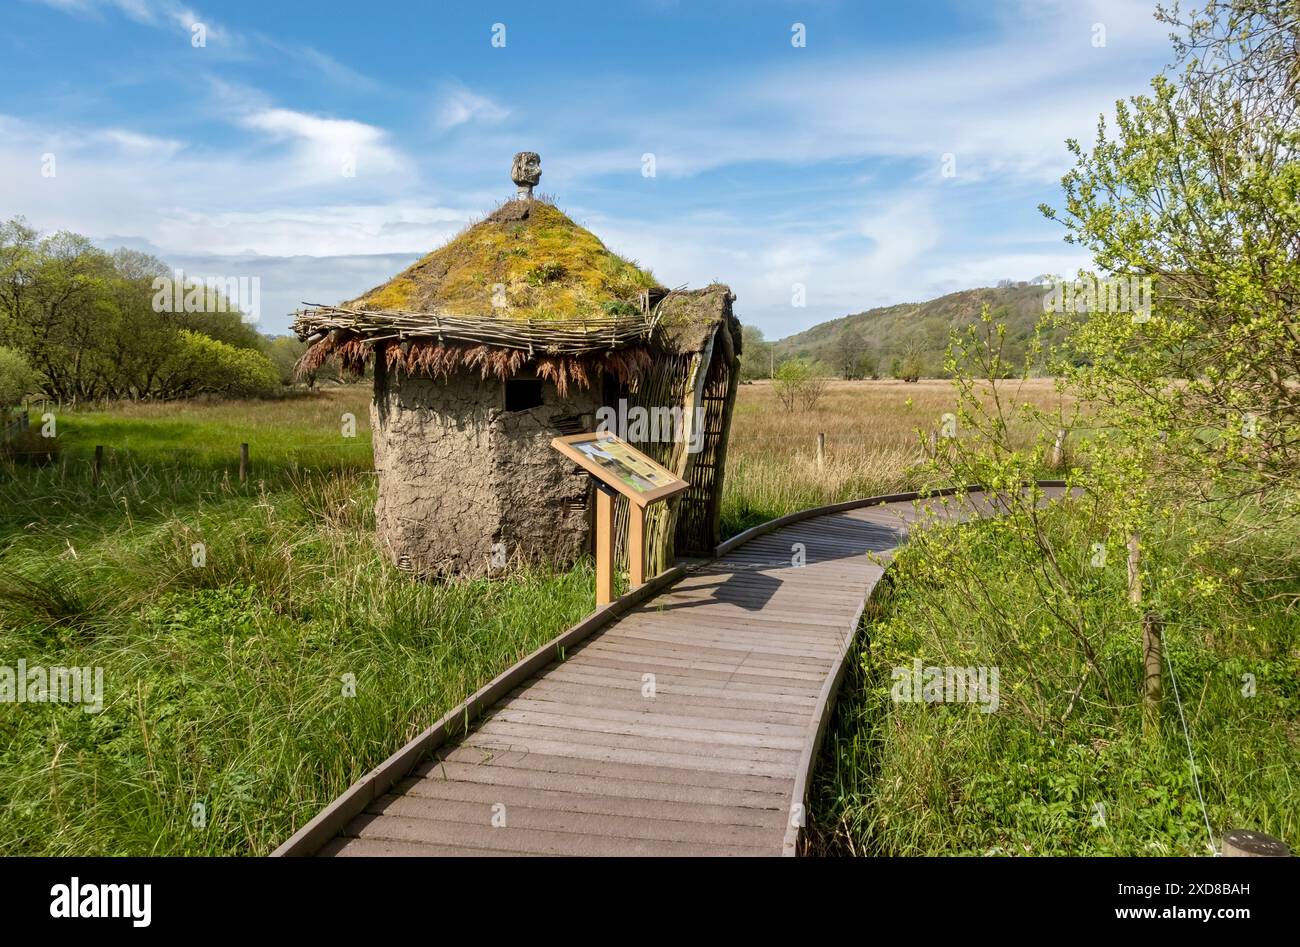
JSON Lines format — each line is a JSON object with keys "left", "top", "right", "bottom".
{"left": 0, "top": 218, "right": 282, "bottom": 401}
{"left": 264, "top": 336, "right": 308, "bottom": 386}
{"left": 894, "top": 339, "right": 925, "bottom": 383}
{"left": 0, "top": 345, "right": 36, "bottom": 408}
{"left": 739, "top": 324, "right": 772, "bottom": 381}
{"left": 773, "top": 357, "right": 828, "bottom": 411}
{"left": 859, "top": 348, "right": 879, "bottom": 380}
{"left": 773, "top": 358, "right": 809, "bottom": 410}
{"left": 156, "top": 331, "right": 280, "bottom": 399}
{"left": 835, "top": 324, "right": 868, "bottom": 379}
{"left": 1041, "top": 0, "right": 1300, "bottom": 508}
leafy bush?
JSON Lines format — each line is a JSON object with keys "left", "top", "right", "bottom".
{"left": 773, "top": 358, "right": 828, "bottom": 411}
{"left": 160, "top": 331, "right": 280, "bottom": 398}
{"left": 0, "top": 345, "right": 37, "bottom": 407}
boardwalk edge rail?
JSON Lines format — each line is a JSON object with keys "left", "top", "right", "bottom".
{"left": 272, "top": 479, "right": 1067, "bottom": 857}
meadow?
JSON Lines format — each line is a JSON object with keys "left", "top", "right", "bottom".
{"left": 723, "top": 377, "right": 1073, "bottom": 533}
{"left": 3, "top": 379, "right": 1293, "bottom": 857}
{"left": 0, "top": 388, "right": 594, "bottom": 855}
{"left": 806, "top": 503, "right": 1300, "bottom": 856}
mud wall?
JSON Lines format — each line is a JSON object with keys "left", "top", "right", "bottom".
{"left": 371, "top": 356, "right": 598, "bottom": 578}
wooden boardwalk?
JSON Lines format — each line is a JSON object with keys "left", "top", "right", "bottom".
{"left": 275, "top": 487, "right": 1061, "bottom": 857}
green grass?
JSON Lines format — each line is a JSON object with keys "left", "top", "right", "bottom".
{"left": 807, "top": 499, "right": 1300, "bottom": 856}
{"left": 5, "top": 387, "right": 1296, "bottom": 857}
{"left": 0, "top": 389, "right": 594, "bottom": 855}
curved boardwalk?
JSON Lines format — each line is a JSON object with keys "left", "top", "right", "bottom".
{"left": 275, "top": 487, "right": 1062, "bottom": 857}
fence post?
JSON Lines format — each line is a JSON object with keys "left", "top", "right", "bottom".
{"left": 1050, "top": 429, "right": 1066, "bottom": 468}
{"left": 816, "top": 432, "right": 825, "bottom": 470}
{"left": 239, "top": 443, "right": 249, "bottom": 483}
{"left": 1221, "top": 829, "right": 1291, "bottom": 857}
{"left": 92, "top": 445, "right": 103, "bottom": 487}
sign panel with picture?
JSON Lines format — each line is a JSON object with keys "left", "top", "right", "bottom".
{"left": 550, "top": 432, "right": 689, "bottom": 507}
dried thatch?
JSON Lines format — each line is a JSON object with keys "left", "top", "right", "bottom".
{"left": 297, "top": 328, "right": 655, "bottom": 397}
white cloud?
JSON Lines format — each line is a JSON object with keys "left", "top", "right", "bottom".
{"left": 239, "top": 108, "right": 407, "bottom": 182}
{"left": 435, "top": 84, "right": 510, "bottom": 131}
{"left": 14, "top": 0, "right": 1172, "bottom": 339}
{"left": 97, "top": 128, "right": 185, "bottom": 157}
{"left": 31, "top": 0, "right": 226, "bottom": 38}
{"left": 0, "top": 110, "right": 451, "bottom": 261}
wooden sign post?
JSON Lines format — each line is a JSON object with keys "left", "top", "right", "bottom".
{"left": 551, "top": 432, "right": 689, "bottom": 607}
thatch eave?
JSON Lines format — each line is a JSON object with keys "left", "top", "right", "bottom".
{"left": 292, "top": 303, "right": 657, "bottom": 356}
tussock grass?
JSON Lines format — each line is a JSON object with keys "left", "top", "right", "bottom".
{"left": 806, "top": 499, "right": 1300, "bottom": 856}
{"left": 0, "top": 388, "right": 591, "bottom": 855}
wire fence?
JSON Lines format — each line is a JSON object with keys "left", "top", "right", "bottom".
{"left": 1, "top": 409, "right": 30, "bottom": 443}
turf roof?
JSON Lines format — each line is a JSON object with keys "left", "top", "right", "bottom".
{"left": 347, "top": 199, "right": 658, "bottom": 321}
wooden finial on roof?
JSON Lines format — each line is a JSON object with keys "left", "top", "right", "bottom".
{"left": 511, "top": 151, "right": 541, "bottom": 200}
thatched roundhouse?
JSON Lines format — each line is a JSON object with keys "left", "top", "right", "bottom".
{"left": 294, "top": 159, "right": 741, "bottom": 580}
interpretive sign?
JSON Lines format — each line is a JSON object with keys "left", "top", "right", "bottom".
{"left": 550, "top": 432, "right": 688, "bottom": 507}
{"left": 550, "top": 431, "right": 690, "bottom": 605}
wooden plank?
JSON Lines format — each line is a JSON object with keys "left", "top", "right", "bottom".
{"left": 364, "top": 795, "right": 780, "bottom": 848}
{"left": 600, "top": 625, "right": 843, "bottom": 660}
{"left": 459, "top": 732, "right": 798, "bottom": 779}
{"left": 566, "top": 647, "right": 829, "bottom": 684}
{"left": 628, "top": 502, "right": 645, "bottom": 587}
{"left": 471, "top": 718, "right": 804, "bottom": 761}
{"left": 394, "top": 776, "right": 787, "bottom": 826}
{"left": 318, "top": 836, "right": 538, "bottom": 857}
{"left": 483, "top": 706, "right": 807, "bottom": 747}
{"left": 596, "top": 486, "right": 614, "bottom": 605}
{"left": 425, "top": 747, "right": 793, "bottom": 796}
{"left": 599, "top": 624, "right": 839, "bottom": 657}
{"left": 583, "top": 636, "right": 834, "bottom": 672}
{"left": 500, "top": 696, "right": 809, "bottom": 736}
{"left": 536, "top": 662, "right": 823, "bottom": 702}
{"left": 406, "top": 765, "right": 788, "bottom": 811}
{"left": 510, "top": 678, "right": 815, "bottom": 719}
{"left": 343, "top": 812, "right": 777, "bottom": 857}
{"left": 614, "top": 612, "right": 850, "bottom": 640}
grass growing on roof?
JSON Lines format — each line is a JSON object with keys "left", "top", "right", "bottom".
{"left": 349, "top": 199, "right": 658, "bottom": 320}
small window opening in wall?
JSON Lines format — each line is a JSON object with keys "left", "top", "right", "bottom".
{"left": 504, "top": 378, "right": 544, "bottom": 412}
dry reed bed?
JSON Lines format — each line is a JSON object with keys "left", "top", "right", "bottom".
{"left": 721, "top": 379, "right": 1074, "bottom": 532}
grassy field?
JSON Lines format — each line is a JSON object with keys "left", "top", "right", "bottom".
{"left": 807, "top": 502, "right": 1300, "bottom": 856}
{"left": 9, "top": 377, "right": 1278, "bottom": 859}
{"left": 723, "top": 378, "right": 1073, "bottom": 534}
{"left": 0, "top": 388, "right": 593, "bottom": 855}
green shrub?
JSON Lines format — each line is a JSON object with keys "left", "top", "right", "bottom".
{"left": 0, "top": 345, "right": 37, "bottom": 407}
{"left": 163, "top": 331, "right": 280, "bottom": 398}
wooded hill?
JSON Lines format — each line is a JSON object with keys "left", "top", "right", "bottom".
{"left": 772, "top": 282, "right": 1065, "bottom": 378}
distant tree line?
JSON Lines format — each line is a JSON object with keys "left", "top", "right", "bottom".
{"left": 0, "top": 217, "right": 329, "bottom": 406}
{"left": 740, "top": 322, "right": 926, "bottom": 385}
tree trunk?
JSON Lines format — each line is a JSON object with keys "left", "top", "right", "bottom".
{"left": 1128, "top": 532, "right": 1162, "bottom": 736}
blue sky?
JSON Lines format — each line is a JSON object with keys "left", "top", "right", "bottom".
{"left": 1, "top": 0, "right": 1174, "bottom": 337}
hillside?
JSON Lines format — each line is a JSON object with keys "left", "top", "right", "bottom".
{"left": 772, "top": 283, "right": 1061, "bottom": 377}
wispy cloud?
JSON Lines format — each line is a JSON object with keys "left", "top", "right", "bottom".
{"left": 434, "top": 83, "right": 510, "bottom": 131}
{"left": 10, "top": 0, "right": 1171, "bottom": 336}
{"left": 31, "top": 0, "right": 228, "bottom": 40}
{"left": 239, "top": 108, "right": 407, "bottom": 182}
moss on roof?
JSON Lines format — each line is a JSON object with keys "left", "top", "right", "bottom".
{"left": 347, "top": 199, "right": 658, "bottom": 321}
